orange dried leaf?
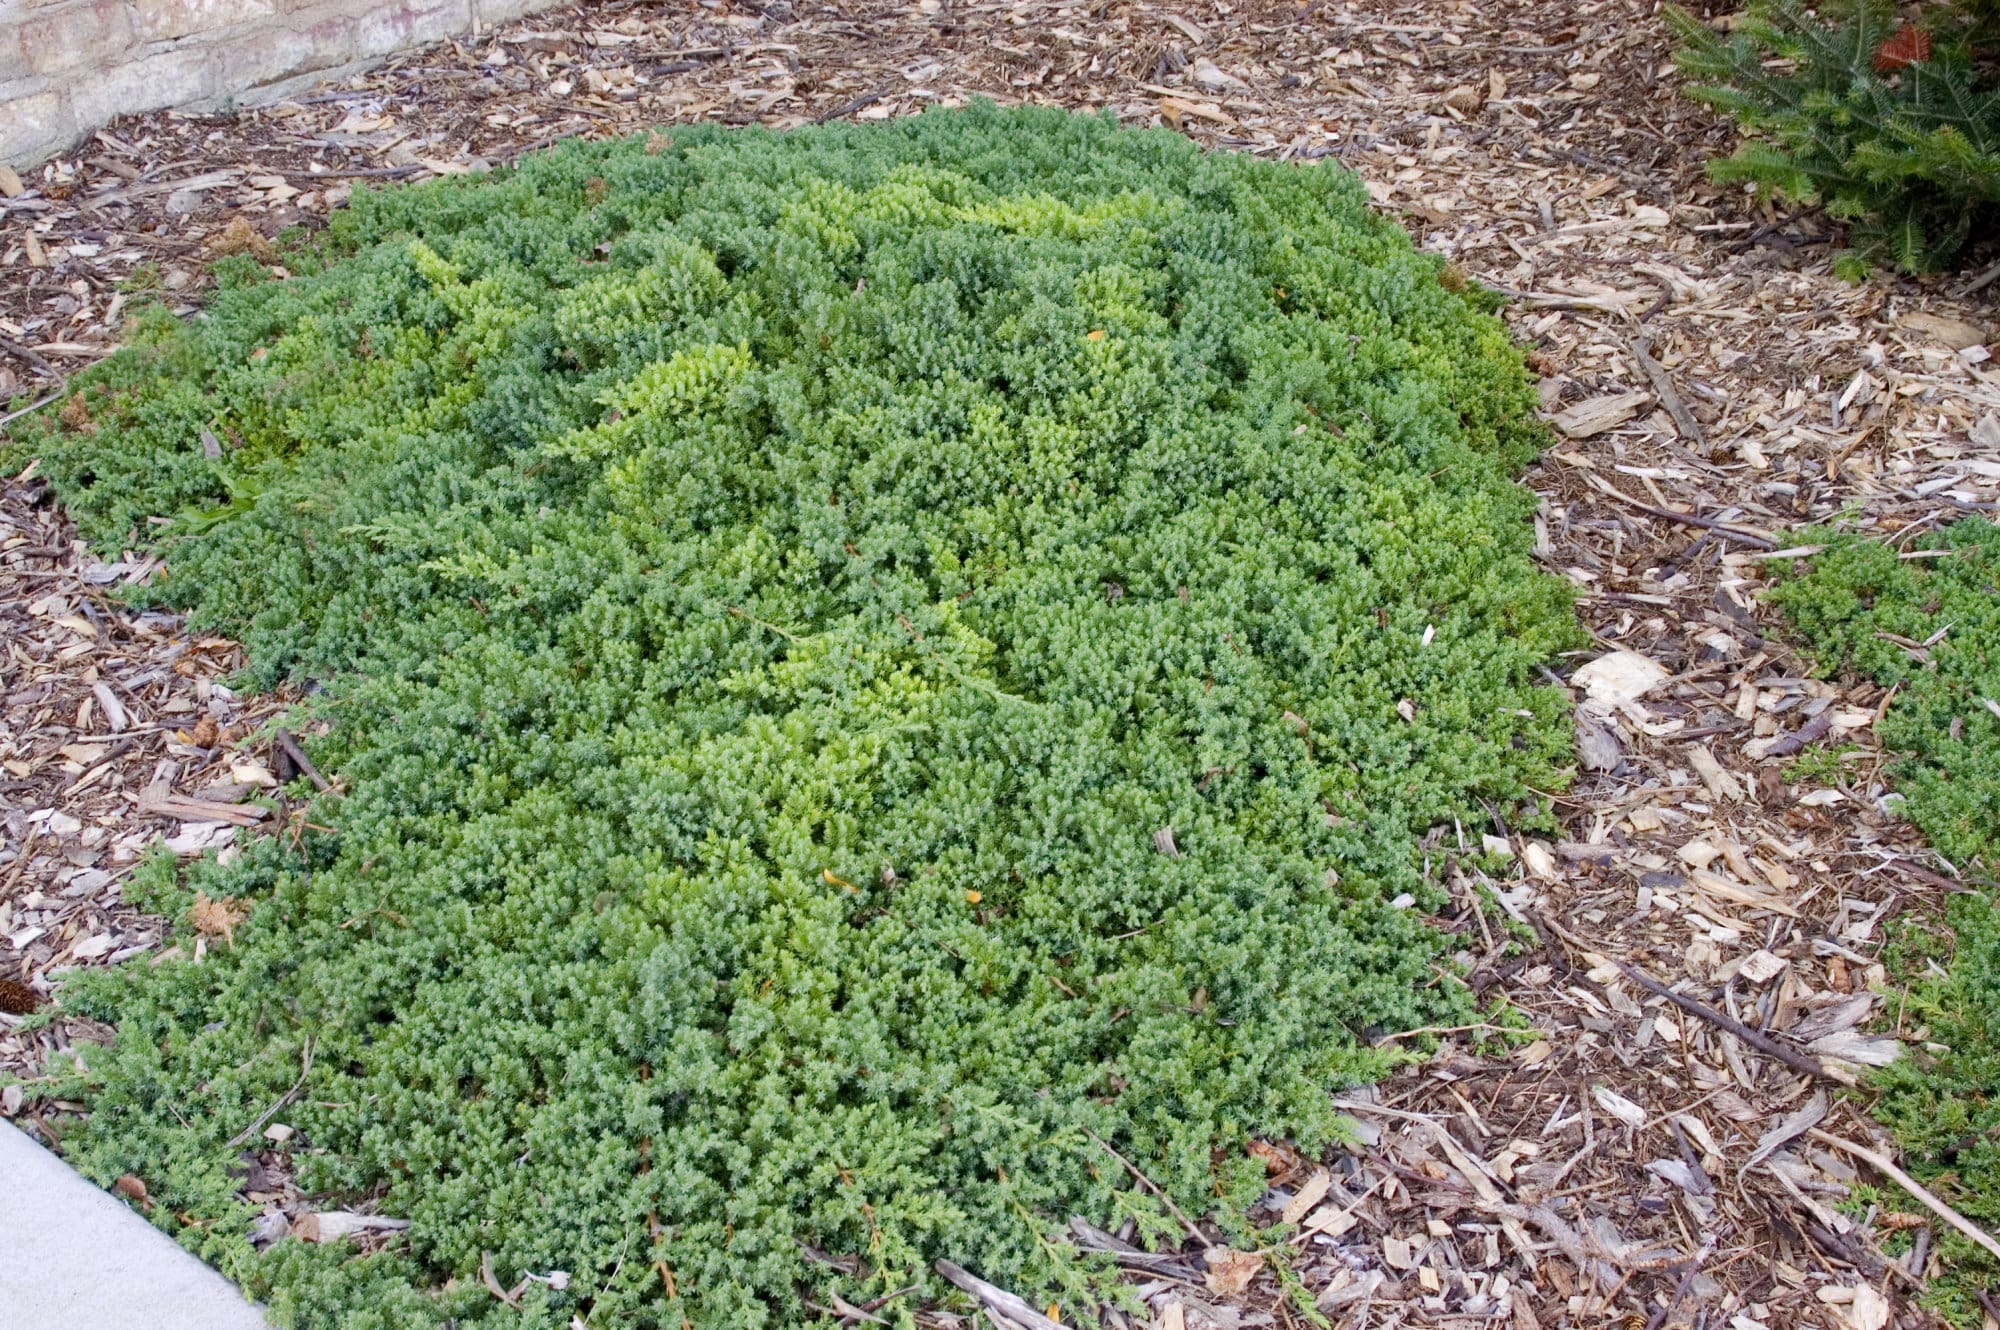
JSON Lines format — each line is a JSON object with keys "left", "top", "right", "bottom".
{"left": 191, "top": 891, "right": 250, "bottom": 946}
{"left": 1873, "top": 24, "right": 1931, "bottom": 72}
{"left": 1246, "top": 1138, "right": 1293, "bottom": 1174}
{"left": 1203, "top": 1245, "right": 1265, "bottom": 1296}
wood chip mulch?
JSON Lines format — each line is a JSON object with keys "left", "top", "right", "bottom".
{"left": 4, "top": 0, "right": 2000, "bottom": 1326}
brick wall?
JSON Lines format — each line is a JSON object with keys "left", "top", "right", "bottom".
{"left": 1, "top": 0, "right": 558, "bottom": 166}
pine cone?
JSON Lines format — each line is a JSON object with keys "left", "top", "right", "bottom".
{"left": 0, "top": 977, "right": 42, "bottom": 1015}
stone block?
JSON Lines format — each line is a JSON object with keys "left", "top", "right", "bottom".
{"left": 355, "top": 0, "right": 468, "bottom": 59}
{"left": 23, "top": 0, "right": 135, "bottom": 77}
{"left": 222, "top": 11, "right": 353, "bottom": 85}
{"left": 6, "top": 0, "right": 546, "bottom": 166}
{"left": 132, "top": 0, "right": 277, "bottom": 43}
{"left": 0, "top": 18, "right": 33, "bottom": 79}
{"left": 474, "top": 0, "right": 560, "bottom": 27}
{"left": 196, "top": 10, "right": 352, "bottom": 89}
{"left": 0, "top": 87, "right": 76, "bottom": 167}
{"left": 0, "top": 71, "right": 49, "bottom": 104}
{"left": 68, "top": 43, "right": 214, "bottom": 129}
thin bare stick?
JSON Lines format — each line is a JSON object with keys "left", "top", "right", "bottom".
{"left": 1642, "top": 1241, "right": 1713, "bottom": 1330}
{"left": 275, "top": 728, "right": 332, "bottom": 793}
{"left": 815, "top": 90, "right": 887, "bottom": 124}
{"left": 224, "top": 1035, "right": 315, "bottom": 1148}
{"left": 933, "top": 1260, "right": 1066, "bottom": 1330}
{"left": 1809, "top": 1128, "right": 2000, "bottom": 1266}
{"left": 1081, "top": 1126, "right": 1206, "bottom": 1243}
{"left": 1587, "top": 478, "right": 1779, "bottom": 551}
{"left": 1616, "top": 962, "right": 1843, "bottom": 1084}
{"left": 0, "top": 334, "right": 73, "bottom": 430}
{"left": 480, "top": 1249, "right": 524, "bottom": 1307}
{"left": 1628, "top": 335, "right": 1706, "bottom": 448}
{"left": 1, "top": 826, "right": 39, "bottom": 898}
{"left": 1952, "top": 257, "right": 2000, "bottom": 299}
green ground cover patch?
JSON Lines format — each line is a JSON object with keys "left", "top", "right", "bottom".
{"left": 9, "top": 105, "right": 1580, "bottom": 1327}
{"left": 1769, "top": 520, "right": 2000, "bottom": 1323}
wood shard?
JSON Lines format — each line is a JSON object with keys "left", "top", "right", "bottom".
{"left": 1551, "top": 391, "right": 1653, "bottom": 439}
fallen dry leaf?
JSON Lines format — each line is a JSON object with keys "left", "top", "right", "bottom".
{"left": 1442, "top": 84, "right": 1482, "bottom": 113}
{"left": 209, "top": 215, "right": 278, "bottom": 263}
{"left": 1571, "top": 651, "right": 1668, "bottom": 708}
{"left": 1897, "top": 310, "right": 1987, "bottom": 351}
{"left": 1202, "top": 1245, "right": 1265, "bottom": 1296}
{"left": 191, "top": 890, "right": 251, "bottom": 946}
{"left": 1246, "top": 1137, "right": 1301, "bottom": 1175}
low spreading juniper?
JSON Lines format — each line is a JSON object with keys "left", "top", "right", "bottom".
{"left": 13, "top": 104, "right": 1579, "bottom": 1328}
{"left": 1769, "top": 520, "right": 2000, "bottom": 1325}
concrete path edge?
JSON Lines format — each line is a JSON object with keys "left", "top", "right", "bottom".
{"left": 0, "top": 1118, "right": 271, "bottom": 1329}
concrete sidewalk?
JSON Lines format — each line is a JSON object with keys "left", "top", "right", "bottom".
{"left": 0, "top": 1119, "right": 270, "bottom": 1329}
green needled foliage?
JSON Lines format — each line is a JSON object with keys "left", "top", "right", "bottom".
{"left": 12, "top": 105, "right": 1580, "bottom": 1328}
{"left": 1768, "top": 519, "right": 2000, "bottom": 1324}
{"left": 1667, "top": 0, "right": 2000, "bottom": 278}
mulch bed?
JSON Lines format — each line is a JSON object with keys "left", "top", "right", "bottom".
{"left": 4, "top": 0, "right": 1999, "bottom": 1326}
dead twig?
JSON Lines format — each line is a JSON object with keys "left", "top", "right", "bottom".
{"left": 1889, "top": 858, "right": 1976, "bottom": 895}
{"left": 1951, "top": 258, "right": 2000, "bottom": 299}
{"left": 0, "top": 334, "right": 67, "bottom": 429}
{"left": 1810, "top": 1128, "right": 2000, "bottom": 1266}
{"left": 1615, "top": 962, "right": 1844, "bottom": 1084}
{"left": 1, "top": 827, "right": 39, "bottom": 898}
{"left": 275, "top": 728, "right": 333, "bottom": 792}
{"left": 933, "top": 1260, "right": 1066, "bottom": 1330}
{"left": 1628, "top": 334, "right": 1706, "bottom": 448}
{"left": 1643, "top": 1242, "right": 1714, "bottom": 1330}
{"left": 1587, "top": 479, "right": 1779, "bottom": 551}
{"left": 1068, "top": 1218, "right": 1200, "bottom": 1280}
{"left": 1081, "top": 1126, "right": 1206, "bottom": 1244}
{"left": 224, "top": 1035, "right": 315, "bottom": 1148}
{"left": 480, "top": 1249, "right": 526, "bottom": 1308}
{"left": 815, "top": 90, "right": 886, "bottom": 124}
{"left": 277, "top": 165, "right": 423, "bottom": 181}
{"left": 1751, "top": 708, "right": 1833, "bottom": 759}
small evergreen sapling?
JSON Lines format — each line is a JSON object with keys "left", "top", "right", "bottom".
{"left": 1669, "top": 0, "right": 2000, "bottom": 277}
